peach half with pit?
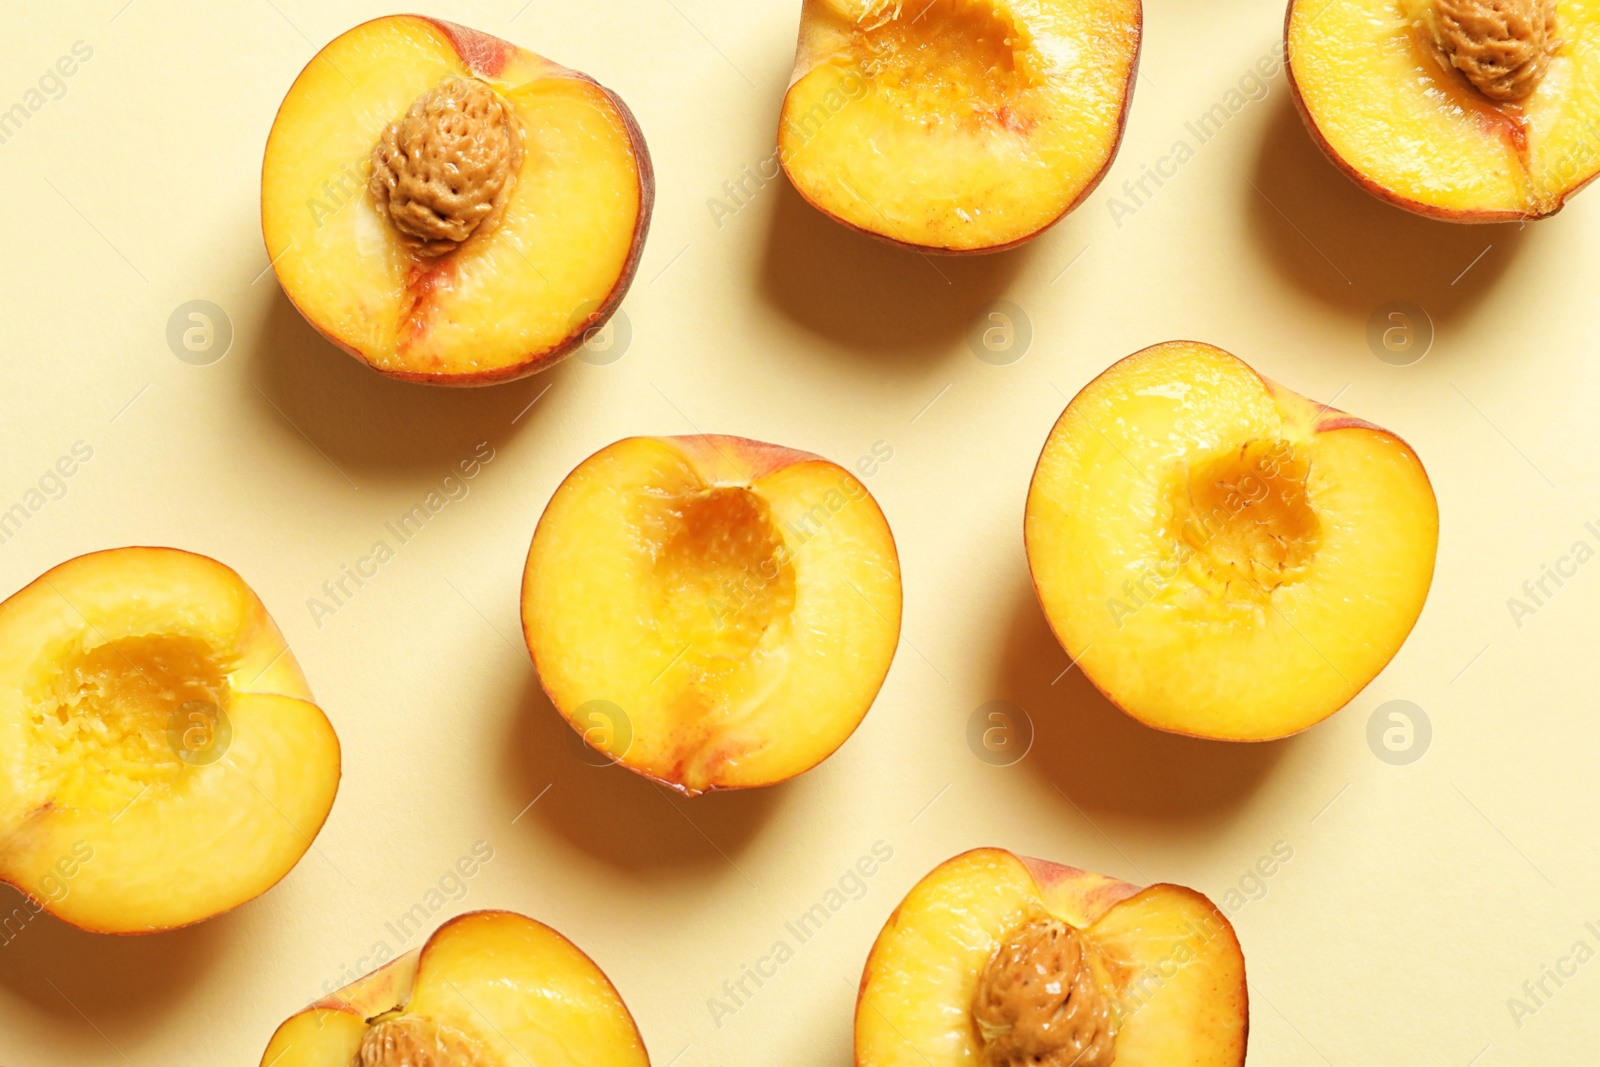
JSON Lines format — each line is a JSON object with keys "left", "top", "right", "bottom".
{"left": 261, "top": 910, "right": 649, "bottom": 1067}
{"left": 262, "top": 15, "right": 653, "bottom": 384}
{"left": 1024, "top": 341, "right": 1438, "bottom": 741}
{"left": 779, "top": 0, "right": 1142, "bottom": 252}
{"left": 1287, "top": 0, "right": 1600, "bottom": 220}
{"left": 0, "top": 547, "right": 339, "bottom": 934}
{"left": 521, "top": 435, "right": 901, "bottom": 795}
{"left": 856, "top": 848, "right": 1248, "bottom": 1067}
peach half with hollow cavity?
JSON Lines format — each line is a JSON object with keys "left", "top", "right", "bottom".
{"left": 262, "top": 14, "right": 653, "bottom": 384}
{"left": 855, "top": 848, "right": 1248, "bottom": 1067}
{"left": 521, "top": 435, "right": 902, "bottom": 795}
{"left": 1287, "top": 0, "right": 1600, "bottom": 220}
{"left": 261, "top": 910, "right": 649, "bottom": 1067}
{"left": 1024, "top": 341, "right": 1439, "bottom": 741}
{"left": 0, "top": 547, "right": 339, "bottom": 934}
{"left": 779, "top": 0, "right": 1142, "bottom": 251}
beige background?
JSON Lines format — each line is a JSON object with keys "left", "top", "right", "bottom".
{"left": 2, "top": 0, "right": 1598, "bottom": 1063}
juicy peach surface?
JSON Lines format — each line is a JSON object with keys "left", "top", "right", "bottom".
{"left": 0, "top": 548, "right": 339, "bottom": 933}
{"left": 262, "top": 15, "right": 652, "bottom": 384}
{"left": 521, "top": 435, "right": 902, "bottom": 795}
{"left": 261, "top": 910, "right": 649, "bottom": 1067}
{"left": 856, "top": 848, "right": 1248, "bottom": 1067}
{"left": 1288, "top": 0, "right": 1600, "bottom": 219}
{"left": 1025, "top": 341, "right": 1439, "bottom": 741}
{"left": 780, "top": 0, "right": 1141, "bottom": 251}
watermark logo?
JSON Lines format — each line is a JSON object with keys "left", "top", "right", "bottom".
{"left": 966, "top": 700, "right": 1034, "bottom": 767}
{"left": 568, "top": 304, "right": 632, "bottom": 366}
{"left": 567, "top": 700, "right": 632, "bottom": 767}
{"left": 967, "top": 301, "right": 1032, "bottom": 366}
{"left": 1367, "top": 300, "right": 1433, "bottom": 366}
{"left": 1366, "top": 700, "right": 1431, "bottom": 765}
{"left": 167, "top": 699, "right": 232, "bottom": 765}
{"left": 167, "top": 299, "right": 233, "bottom": 366}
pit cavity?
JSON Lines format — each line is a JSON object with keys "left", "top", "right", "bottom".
{"left": 651, "top": 486, "right": 797, "bottom": 663}
{"left": 853, "top": 0, "right": 1037, "bottom": 120}
{"left": 27, "top": 633, "right": 232, "bottom": 811}
{"left": 1173, "top": 439, "right": 1321, "bottom": 598}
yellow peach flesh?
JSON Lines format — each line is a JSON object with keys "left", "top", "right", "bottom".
{"left": 262, "top": 15, "right": 650, "bottom": 382}
{"left": 1025, "top": 341, "right": 1439, "bottom": 740}
{"left": 1288, "top": 0, "right": 1600, "bottom": 219}
{"left": 521, "top": 435, "right": 902, "bottom": 794}
{"left": 260, "top": 911, "right": 648, "bottom": 1067}
{"left": 855, "top": 848, "right": 1248, "bottom": 1067}
{"left": 780, "top": 0, "right": 1141, "bottom": 251}
{"left": 0, "top": 547, "right": 339, "bottom": 933}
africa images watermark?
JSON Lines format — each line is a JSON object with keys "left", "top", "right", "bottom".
{"left": 706, "top": 65, "right": 869, "bottom": 229}
{"left": 705, "top": 440, "right": 893, "bottom": 631}
{"left": 0, "top": 40, "right": 94, "bottom": 149}
{"left": 1506, "top": 918, "right": 1600, "bottom": 1029}
{"left": 0, "top": 440, "right": 95, "bottom": 548}
{"left": 1106, "top": 40, "right": 1286, "bottom": 228}
{"left": 1111, "top": 841, "right": 1292, "bottom": 1022}
{"left": 312, "top": 839, "right": 496, "bottom": 1007}
{"left": 1504, "top": 517, "right": 1600, "bottom": 629}
{"left": 1104, "top": 439, "right": 1301, "bottom": 629}
{"left": 307, "top": 441, "right": 497, "bottom": 628}
{"left": 307, "top": 155, "right": 367, "bottom": 230}
{"left": 1, "top": 841, "right": 94, "bottom": 948}
{"left": 706, "top": 840, "right": 896, "bottom": 1028}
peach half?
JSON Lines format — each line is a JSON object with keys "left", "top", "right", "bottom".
{"left": 0, "top": 547, "right": 339, "bottom": 934}
{"left": 521, "top": 435, "right": 901, "bottom": 795}
{"left": 1025, "top": 341, "right": 1438, "bottom": 741}
{"left": 856, "top": 848, "right": 1248, "bottom": 1067}
{"left": 779, "top": 0, "right": 1142, "bottom": 252}
{"left": 262, "top": 15, "right": 653, "bottom": 384}
{"left": 1287, "top": 0, "right": 1600, "bottom": 220}
{"left": 262, "top": 910, "right": 648, "bottom": 1067}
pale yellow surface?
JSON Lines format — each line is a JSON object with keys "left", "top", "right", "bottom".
{"left": 1, "top": 1, "right": 1598, "bottom": 1065}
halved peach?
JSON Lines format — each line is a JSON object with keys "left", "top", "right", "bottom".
{"left": 779, "top": 0, "right": 1142, "bottom": 251}
{"left": 1025, "top": 341, "right": 1438, "bottom": 741}
{"left": 262, "top": 15, "right": 653, "bottom": 384}
{"left": 0, "top": 547, "right": 339, "bottom": 933}
{"left": 1287, "top": 0, "right": 1600, "bottom": 220}
{"left": 857, "top": 848, "right": 1247, "bottom": 1067}
{"left": 521, "top": 435, "right": 901, "bottom": 795}
{"left": 261, "top": 910, "right": 648, "bottom": 1067}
